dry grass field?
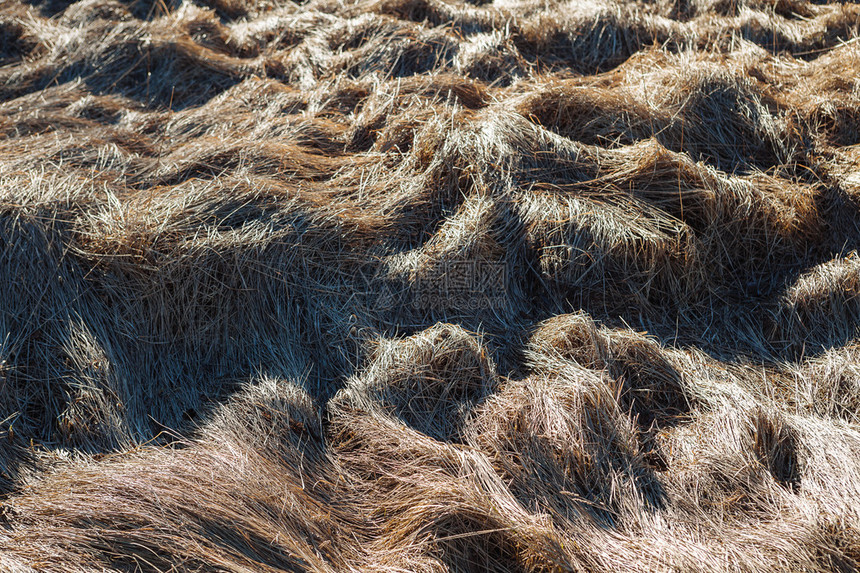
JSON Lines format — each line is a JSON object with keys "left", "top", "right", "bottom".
{"left": 2, "top": 0, "right": 860, "bottom": 569}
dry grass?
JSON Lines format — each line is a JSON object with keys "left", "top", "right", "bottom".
{"left": 2, "top": 0, "right": 860, "bottom": 569}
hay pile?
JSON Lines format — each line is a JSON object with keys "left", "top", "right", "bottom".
{"left": 2, "top": 0, "right": 860, "bottom": 569}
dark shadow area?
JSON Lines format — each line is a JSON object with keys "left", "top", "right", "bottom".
{"left": 0, "top": 20, "right": 31, "bottom": 65}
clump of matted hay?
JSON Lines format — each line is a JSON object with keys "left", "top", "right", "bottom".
{"left": 466, "top": 366, "right": 663, "bottom": 528}
{"left": 513, "top": 4, "right": 677, "bottom": 74}
{"left": 436, "top": 111, "right": 706, "bottom": 312}
{"left": 514, "top": 54, "right": 802, "bottom": 175}
{"left": 773, "top": 252, "right": 860, "bottom": 354}
{"left": 0, "top": 377, "right": 370, "bottom": 572}
{"left": 328, "top": 22, "right": 462, "bottom": 80}
{"left": 526, "top": 312, "right": 694, "bottom": 436}
{"left": 0, "top": 5, "right": 258, "bottom": 106}
{"left": 331, "top": 323, "right": 499, "bottom": 442}
{"left": 5, "top": 0, "right": 860, "bottom": 569}
{"left": 0, "top": 189, "right": 99, "bottom": 492}
{"left": 509, "top": 78, "right": 821, "bottom": 299}
{"left": 456, "top": 99, "right": 815, "bottom": 310}
{"left": 325, "top": 322, "right": 860, "bottom": 572}
{"left": 514, "top": 79, "right": 650, "bottom": 147}
{"left": 588, "top": 139, "right": 822, "bottom": 296}
{"left": 0, "top": 4, "right": 37, "bottom": 66}
{"left": 655, "top": 65, "right": 795, "bottom": 174}
{"left": 659, "top": 401, "right": 860, "bottom": 562}
{"left": 328, "top": 325, "right": 574, "bottom": 572}
{"left": 356, "top": 0, "right": 504, "bottom": 33}
{"left": 67, "top": 175, "right": 377, "bottom": 393}
{"left": 329, "top": 404, "right": 574, "bottom": 572}
{"left": 518, "top": 317, "right": 860, "bottom": 569}
{"left": 788, "top": 345, "right": 860, "bottom": 425}
{"left": 661, "top": 406, "right": 802, "bottom": 512}
{"left": 787, "top": 43, "right": 860, "bottom": 148}
{"left": 0, "top": 170, "right": 375, "bottom": 476}
{"left": 344, "top": 72, "right": 487, "bottom": 153}
{"left": 454, "top": 30, "right": 529, "bottom": 84}
{"left": 518, "top": 183, "right": 702, "bottom": 312}
{"left": 376, "top": 194, "right": 528, "bottom": 331}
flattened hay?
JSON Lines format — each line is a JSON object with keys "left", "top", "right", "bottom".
{"left": 2, "top": 0, "right": 860, "bottom": 570}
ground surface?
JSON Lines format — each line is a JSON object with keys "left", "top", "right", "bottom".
{"left": 2, "top": 0, "right": 860, "bottom": 570}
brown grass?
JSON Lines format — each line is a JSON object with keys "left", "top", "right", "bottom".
{"left": 2, "top": 0, "right": 860, "bottom": 569}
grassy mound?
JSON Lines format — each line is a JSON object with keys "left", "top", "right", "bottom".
{"left": 2, "top": 0, "right": 860, "bottom": 569}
